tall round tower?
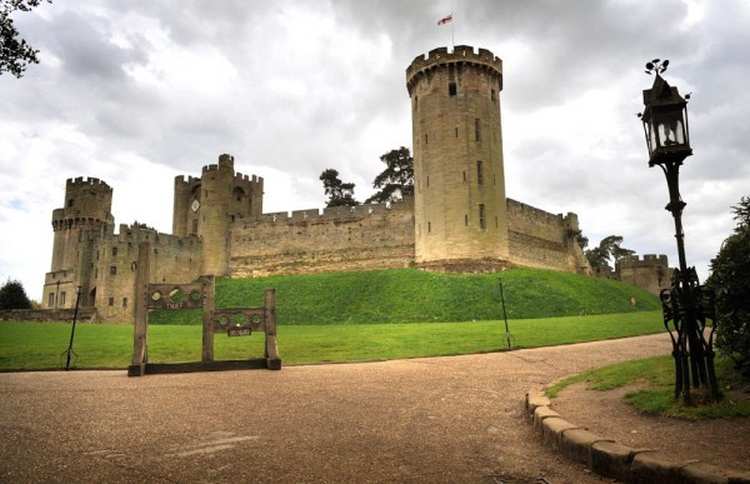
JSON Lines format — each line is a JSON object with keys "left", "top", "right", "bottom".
{"left": 406, "top": 46, "right": 508, "bottom": 264}
{"left": 51, "top": 177, "right": 113, "bottom": 273}
{"left": 198, "top": 153, "right": 235, "bottom": 275}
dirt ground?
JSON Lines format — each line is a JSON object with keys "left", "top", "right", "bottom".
{"left": 1, "top": 333, "right": 678, "bottom": 483}
{"left": 552, "top": 382, "right": 750, "bottom": 472}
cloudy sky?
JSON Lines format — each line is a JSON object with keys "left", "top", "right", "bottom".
{"left": 1, "top": 0, "right": 747, "bottom": 300}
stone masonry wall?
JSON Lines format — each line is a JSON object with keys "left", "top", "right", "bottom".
{"left": 506, "top": 198, "right": 581, "bottom": 272}
{"left": 229, "top": 199, "right": 415, "bottom": 277}
{"left": 91, "top": 224, "right": 202, "bottom": 322}
{"left": 615, "top": 254, "right": 671, "bottom": 295}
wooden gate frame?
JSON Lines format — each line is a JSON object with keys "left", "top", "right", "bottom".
{"left": 128, "top": 242, "right": 281, "bottom": 376}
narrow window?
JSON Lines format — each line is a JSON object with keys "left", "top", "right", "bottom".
{"left": 112, "top": 247, "right": 118, "bottom": 257}
{"left": 60, "top": 292, "right": 66, "bottom": 305}
{"left": 493, "top": 174, "right": 496, "bottom": 185}
{"left": 192, "top": 219, "right": 198, "bottom": 234}
{"left": 424, "top": 133, "right": 428, "bottom": 145}
{"left": 448, "top": 82, "right": 457, "bottom": 96}
{"left": 122, "top": 297, "right": 128, "bottom": 308}
{"left": 108, "top": 297, "right": 114, "bottom": 306}
{"left": 231, "top": 215, "right": 235, "bottom": 222}
{"left": 48, "top": 293, "right": 55, "bottom": 307}
{"left": 414, "top": 95, "right": 418, "bottom": 109}
{"left": 475, "top": 118, "right": 481, "bottom": 141}
{"left": 491, "top": 89, "right": 496, "bottom": 102}
{"left": 67, "top": 199, "right": 74, "bottom": 208}
{"left": 462, "top": 171, "right": 466, "bottom": 183}
{"left": 477, "top": 161, "right": 484, "bottom": 185}
{"left": 479, "top": 204, "right": 486, "bottom": 229}
{"left": 154, "top": 248, "right": 158, "bottom": 255}
{"left": 428, "top": 221, "right": 432, "bottom": 233}
{"left": 495, "top": 216, "right": 499, "bottom": 228}
{"left": 464, "top": 214, "right": 468, "bottom": 226}
{"left": 455, "top": 127, "right": 459, "bottom": 137}
{"left": 110, "top": 265, "right": 117, "bottom": 275}
{"left": 426, "top": 176, "right": 430, "bottom": 188}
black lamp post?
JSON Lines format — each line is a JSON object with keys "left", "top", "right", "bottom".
{"left": 639, "top": 59, "right": 720, "bottom": 403}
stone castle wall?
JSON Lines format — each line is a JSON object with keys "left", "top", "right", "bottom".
{"left": 615, "top": 254, "right": 671, "bottom": 295}
{"left": 91, "top": 224, "right": 202, "bottom": 321}
{"left": 229, "top": 199, "right": 415, "bottom": 277}
{"left": 506, "top": 199, "right": 586, "bottom": 273}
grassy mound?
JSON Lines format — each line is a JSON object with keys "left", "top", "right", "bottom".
{"left": 151, "top": 267, "right": 659, "bottom": 325}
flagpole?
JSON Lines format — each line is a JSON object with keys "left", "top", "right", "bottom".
{"left": 451, "top": 16, "right": 454, "bottom": 49}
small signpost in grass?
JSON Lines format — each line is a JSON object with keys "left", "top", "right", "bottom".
{"left": 62, "top": 286, "right": 82, "bottom": 370}
{"left": 498, "top": 280, "right": 512, "bottom": 350}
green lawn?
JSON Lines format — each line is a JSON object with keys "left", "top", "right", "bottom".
{"left": 0, "top": 311, "right": 663, "bottom": 370}
{"left": 546, "top": 355, "right": 750, "bottom": 419}
{"left": 150, "top": 268, "right": 660, "bottom": 326}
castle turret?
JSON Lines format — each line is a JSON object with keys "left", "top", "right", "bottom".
{"left": 45, "top": 177, "right": 113, "bottom": 308}
{"left": 407, "top": 46, "right": 508, "bottom": 264}
{"left": 51, "top": 177, "right": 113, "bottom": 273}
{"left": 198, "top": 154, "right": 235, "bottom": 275}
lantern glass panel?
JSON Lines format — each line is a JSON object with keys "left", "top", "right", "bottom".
{"left": 649, "top": 120, "right": 657, "bottom": 152}
{"left": 657, "top": 118, "right": 685, "bottom": 147}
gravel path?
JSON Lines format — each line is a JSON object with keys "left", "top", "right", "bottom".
{"left": 0, "top": 333, "right": 673, "bottom": 483}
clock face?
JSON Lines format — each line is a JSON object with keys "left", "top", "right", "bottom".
{"left": 191, "top": 199, "right": 200, "bottom": 212}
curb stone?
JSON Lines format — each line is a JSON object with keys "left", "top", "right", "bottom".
{"left": 524, "top": 386, "right": 750, "bottom": 484}
{"left": 532, "top": 405, "right": 560, "bottom": 432}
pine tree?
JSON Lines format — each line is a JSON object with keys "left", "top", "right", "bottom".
{"left": 0, "top": 279, "right": 32, "bottom": 309}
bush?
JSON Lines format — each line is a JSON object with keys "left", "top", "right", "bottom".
{"left": 709, "top": 197, "right": 750, "bottom": 378}
{"left": 0, "top": 280, "right": 32, "bottom": 310}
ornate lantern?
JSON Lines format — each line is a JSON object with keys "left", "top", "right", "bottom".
{"left": 639, "top": 60, "right": 692, "bottom": 166}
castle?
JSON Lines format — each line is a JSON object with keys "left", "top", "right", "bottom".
{"left": 42, "top": 45, "right": 595, "bottom": 322}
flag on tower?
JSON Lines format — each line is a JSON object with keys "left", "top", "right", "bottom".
{"left": 437, "top": 14, "right": 453, "bottom": 26}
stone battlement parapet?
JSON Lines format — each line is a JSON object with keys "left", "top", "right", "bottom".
{"left": 233, "top": 172, "right": 263, "bottom": 185}
{"left": 201, "top": 163, "right": 220, "bottom": 174}
{"left": 406, "top": 45, "right": 502, "bottom": 93}
{"left": 109, "top": 223, "right": 200, "bottom": 248}
{"left": 65, "top": 176, "right": 112, "bottom": 191}
{"left": 174, "top": 175, "right": 201, "bottom": 186}
{"left": 507, "top": 198, "right": 563, "bottom": 225}
{"left": 241, "top": 198, "right": 414, "bottom": 226}
{"left": 617, "top": 254, "right": 668, "bottom": 268}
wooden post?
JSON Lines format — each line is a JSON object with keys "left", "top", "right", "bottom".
{"left": 202, "top": 276, "right": 215, "bottom": 362}
{"left": 128, "top": 242, "right": 151, "bottom": 377}
{"left": 264, "top": 288, "right": 281, "bottom": 370}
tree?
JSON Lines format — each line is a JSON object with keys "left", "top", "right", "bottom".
{"left": 585, "top": 235, "right": 635, "bottom": 271}
{"left": 0, "top": 279, "right": 32, "bottom": 309}
{"left": 319, "top": 168, "right": 359, "bottom": 207}
{"left": 364, "top": 147, "right": 414, "bottom": 204}
{"left": 708, "top": 196, "right": 750, "bottom": 377}
{"left": 1, "top": 0, "right": 51, "bottom": 78}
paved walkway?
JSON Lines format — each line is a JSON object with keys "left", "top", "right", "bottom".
{"left": 0, "top": 334, "right": 673, "bottom": 483}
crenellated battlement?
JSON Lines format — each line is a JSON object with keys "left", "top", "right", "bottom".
{"left": 174, "top": 175, "right": 201, "bottom": 186}
{"left": 617, "top": 254, "right": 669, "bottom": 268}
{"left": 239, "top": 198, "right": 414, "bottom": 227}
{"left": 201, "top": 163, "right": 219, "bottom": 174}
{"left": 507, "top": 198, "right": 563, "bottom": 225}
{"left": 233, "top": 172, "right": 263, "bottom": 185}
{"left": 65, "top": 176, "right": 112, "bottom": 191}
{"left": 406, "top": 45, "right": 503, "bottom": 94}
{"left": 108, "top": 222, "right": 200, "bottom": 248}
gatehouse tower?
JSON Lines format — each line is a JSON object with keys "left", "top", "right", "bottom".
{"left": 406, "top": 46, "right": 508, "bottom": 264}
